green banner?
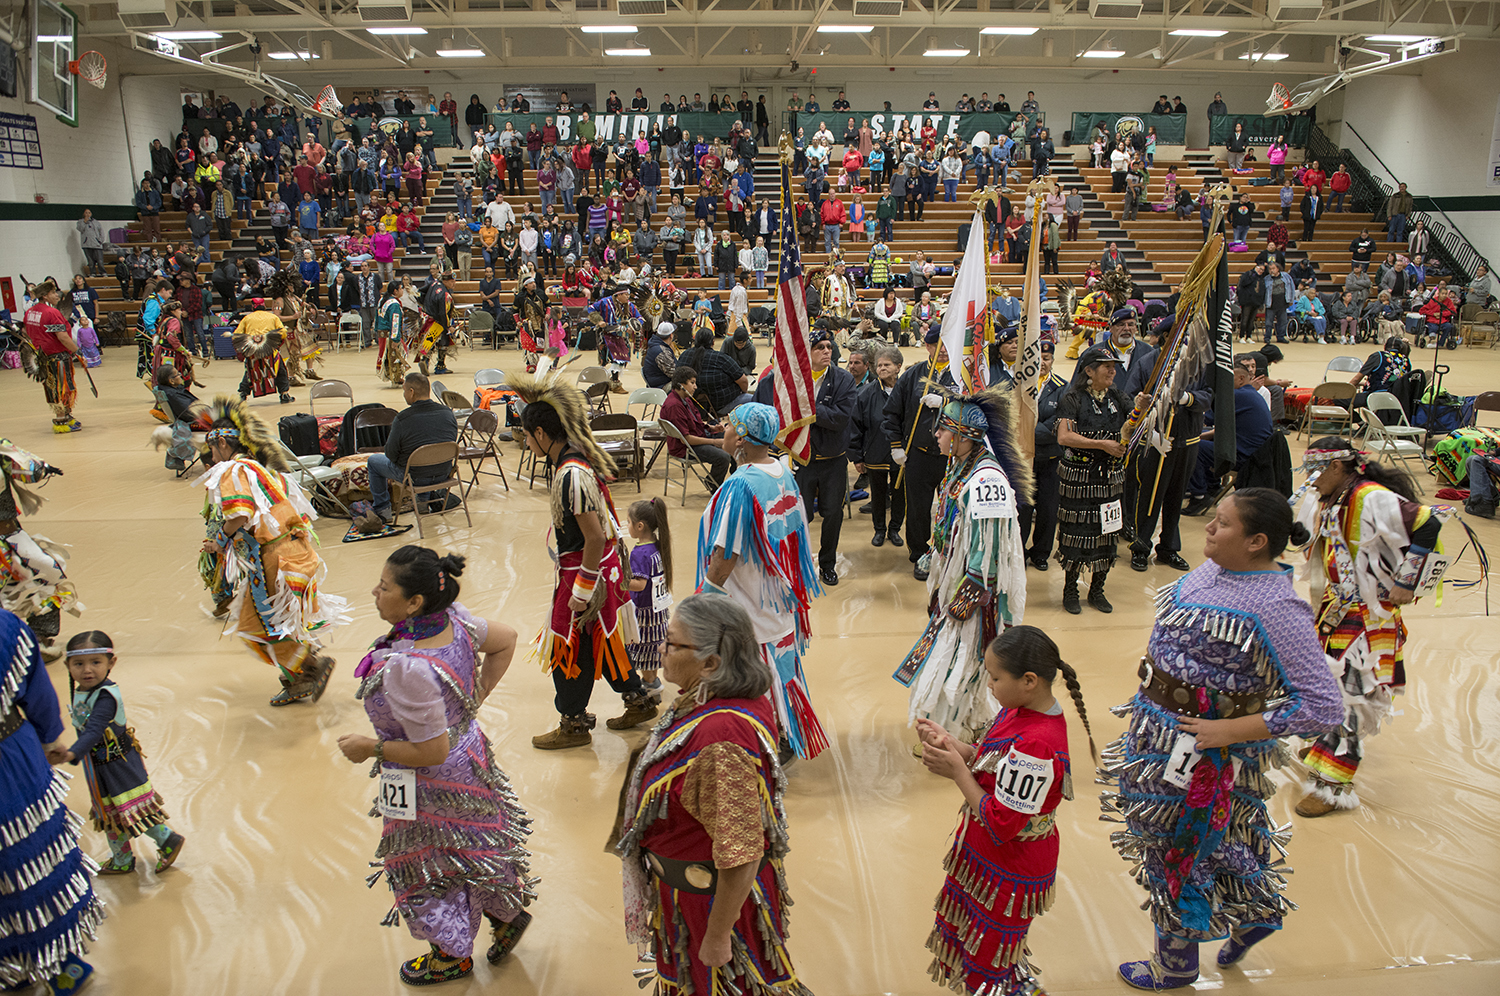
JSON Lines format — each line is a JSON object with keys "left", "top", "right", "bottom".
{"left": 1070, "top": 112, "right": 1186, "bottom": 146}
{"left": 1208, "top": 114, "right": 1312, "bottom": 147}
{"left": 183, "top": 113, "right": 455, "bottom": 148}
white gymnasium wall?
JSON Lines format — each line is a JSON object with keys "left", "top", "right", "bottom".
{"left": 1332, "top": 44, "right": 1500, "bottom": 265}
{"left": 0, "top": 75, "right": 181, "bottom": 288}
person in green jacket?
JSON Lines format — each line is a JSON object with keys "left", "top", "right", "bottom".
{"left": 875, "top": 191, "right": 897, "bottom": 242}
{"left": 576, "top": 111, "right": 595, "bottom": 145}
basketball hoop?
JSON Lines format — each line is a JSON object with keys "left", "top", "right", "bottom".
{"left": 68, "top": 51, "right": 107, "bottom": 89}
{"left": 312, "top": 85, "right": 343, "bottom": 116}
{"left": 1266, "top": 82, "right": 1292, "bottom": 112}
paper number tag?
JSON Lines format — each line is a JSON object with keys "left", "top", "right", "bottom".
{"left": 377, "top": 767, "right": 417, "bottom": 821}
{"left": 651, "top": 574, "right": 673, "bottom": 613}
{"left": 1163, "top": 733, "right": 1242, "bottom": 790}
{"left": 1100, "top": 499, "right": 1123, "bottom": 535}
{"left": 968, "top": 468, "right": 1015, "bottom": 520}
{"left": 1414, "top": 553, "right": 1450, "bottom": 597}
{"left": 1163, "top": 733, "right": 1201, "bottom": 789}
{"left": 992, "top": 747, "right": 1054, "bottom": 815}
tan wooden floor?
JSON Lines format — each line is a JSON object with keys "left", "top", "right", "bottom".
{"left": 3, "top": 337, "right": 1497, "bottom": 995}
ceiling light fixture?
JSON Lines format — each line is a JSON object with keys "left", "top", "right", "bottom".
{"left": 816, "top": 25, "right": 875, "bottom": 33}
{"left": 980, "top": 26, "right": 1039, "bottom": 35}
{"left": 1238, "top": 50, "right": 1289, "bottom": 60}
{"left": 604, "top": 46, "right": 652, "bottom": 56}
{"left": 580, "top": 25, "right": 638, "bottom": 33}
{"left": 154, "top": 30, "right": 223, "bottom": 40}
{"left": 435, "top": 48, "right": 485, "bottom": 57}
{"left": 267, "top": 51, "right": 318, "bottom": 60}
{"left": 923, "top": 47, "right": 971, "bottom": 57}
{"left": 1169, "top": 28, "right": 1227, "bottom": 37}
{"left": 1365, "top": 34, "right": 1430, "bottom": 43}
{"left": 1083, "top": 47, "right": 1125, "bottom": 58}
{"left": 366, "top": 26, "right": 428, "bottom": 35}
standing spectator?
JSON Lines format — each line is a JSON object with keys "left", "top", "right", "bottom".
{"left": 1262, "top": 261, "right": 1294, "bottom": 343}
{"left": 1329, "top": 164, "right": 1352, "bottom": 212}
{"left": 75, "top": 209, "right": 107, "bottom": 276}
{"left": 1300, "top": 186, "right": 1324, "bottom": 242}
{"left": 1064, "top": 187, "right": 1084, "bottom": 240}
{"left": 820, "top": 194, "right": 846, "bottom": 253}
{"left": 438, "top": 91, "right": 459, "bottom": 147}
{"left": 296, "top": 191, "right": 321, "bottom": 240}
{"left": 1236, "top": 262, "right": 1267, "bottom": 342}
{"left": 268, "top": 192, "right": 291, "bottom": 247}
{"left": 939, "top": 148, "right": 962, "bottom": 201}
{"left": 1225, "top": 122, "right": 1248, "bottom": 172}
{"left": 1407, "top": 219, "right": 1430, "bottom": 258}
{"left": 1229, "top": 194, "right": 1255, "bottom": 245}
{"left": 186, "top": 203, "right": 213, "bottom": 263}
{"left": 1031, "top": 128, "right": 1054, "bottom": 179}
{"left": 135, "top": 181, "right": 162, "bottom": 242}
{"left": 211, "top": 181, "right": 234, "bottom": 241}
{"left": 755, "top": 95, "right": 770, "bottom": 145}
{"left": 1207, "top": 91, "right": 1227, "bottom": 117}
{"left": 713, "top": 230, "right": 738, "bottom": 290}
{"left": 356, "top": 261, "right": 380, "bottom": 345}
{"left": 1386, "top": 182, "right": 1415, "bottom": 243}
{"left": 1267, "top": 135, "right": 1289, "bottom": 181}
{"left": 1109, "top": 143, "right": 1131, "bottom": 193}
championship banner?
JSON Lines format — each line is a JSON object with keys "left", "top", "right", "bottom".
{"left": 1208, "top": 113, "right": 1312, "bottom": 147}
{"left": 1069, "top": 112, "right": 1186, "bottom": 146}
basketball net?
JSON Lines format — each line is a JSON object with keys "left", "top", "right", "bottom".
{"left": 313, "top": 85, "right": 342, "bottom": 116}
{"left": 1267, "top": 82, "right": 1292, "bottom": 111}
{"left": 69, "top": 51, "right": 107, "bottom": 89}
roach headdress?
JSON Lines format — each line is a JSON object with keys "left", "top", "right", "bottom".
{"left": 199, "top": 394, "right": 291, "bottom": 472}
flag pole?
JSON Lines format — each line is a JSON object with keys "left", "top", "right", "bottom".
{"left": 1015, "top": 175, "right": 1058, "bottom": 461}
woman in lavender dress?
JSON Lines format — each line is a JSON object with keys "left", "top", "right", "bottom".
{"left": 337, "top": 546, "right": 538, "bottom": 986}
{"left": 1100, "top": 489, "right": 1343, "bottom": 990}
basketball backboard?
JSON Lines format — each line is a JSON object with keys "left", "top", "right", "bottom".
{"left": 29, "top": 0, "right": 77, "bottom": 127}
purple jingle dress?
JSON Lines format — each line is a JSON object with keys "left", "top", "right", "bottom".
{"left": 1099, "top": 563, "right": 1342, "bottom": 942}
{"left": 355, "top": 604, "right": 538, "bottom": 957}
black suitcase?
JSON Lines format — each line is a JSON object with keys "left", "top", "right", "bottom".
{"left": 278, "top": 413, "right": 320, "bottom": 457}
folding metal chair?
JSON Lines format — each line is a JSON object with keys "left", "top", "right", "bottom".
{"left": 353, "top": 407, "right": 397, "bottom": 452}
{"left": 591, "top": 413, "right": 643, "bottom": 493}
{"left": 1358, "top": 410, "right": 1427, "bottom": 492}
{"left": 458, "top": 408, "right": 510, "bottom": 496}
{"left": 399, "top": 442, "right": 472, "bottom": 539}
{"left": 658, "top": 419, "right": 711, "bottom": 504}
{"left": 277, "top": 441, "right": 347, "bottom": 515}
{"left": 309, "top": 378, "right": 354, "bottom": 416}
{"left": 1299, "top": 381, "right": 1356, "bottom": 440}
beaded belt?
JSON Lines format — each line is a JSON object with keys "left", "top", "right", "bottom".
{"left": 1137, "top": 656, "right": 1267, "bottom": 720}
{"left": 642, "top": 850, "right": 769, "bottom": 895}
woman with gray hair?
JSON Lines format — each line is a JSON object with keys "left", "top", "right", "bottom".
{"left": 615, "top": 592, "right": 811, "bottom": 996}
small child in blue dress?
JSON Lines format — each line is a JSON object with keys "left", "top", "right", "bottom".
{"left": 625, "top": 497, "right": 673, "bottom": 702}
{"left": 52, "top": 630, "right": 186, "bottom": 876}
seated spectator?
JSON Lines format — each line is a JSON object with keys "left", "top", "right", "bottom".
{"left": 1464, "top": 443, "right": 1499, "bottom": 519}
{"left": 1328, "top": 291, "right": 1360, "bottom": 346}
{"left": 367, "top": 372, "right": 458, "bottom": 522}
{"left": 1293, "top": 287, "right": 1326, "bottom": 340}
{"left": 720, "top": 326, "right": 757, "bottom": 377}
{"left": 659, "top": 366, "right": 735, "bottom": 491}
{"left": 679, "top": 327, "right": 752, "bottom": 415}
{"left": 1418, "top": 286, "right": 1460, "bottom": 347}
{"left": 1350, "top": 335, "right": 1412, "bottom": 394}
{"left": 642, "top": 322, "right": 678, "bottom": 390}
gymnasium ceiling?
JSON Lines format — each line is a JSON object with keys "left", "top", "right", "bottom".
{"left": 70, "top": 0, "right": 1500, "bottom": 77}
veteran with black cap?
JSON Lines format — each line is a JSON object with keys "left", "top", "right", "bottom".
{"left": 879, "top": 326, "right": 961, "bottom": 582}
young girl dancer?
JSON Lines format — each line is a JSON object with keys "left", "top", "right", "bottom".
{"left": 54, "top": 630, "right": 186, "bottom": 875}
{"left": 917, "top": 626, "right": 1094, "bottom": 996}
{"left": 625, "top": 497, "right": 673, "bottom": 702}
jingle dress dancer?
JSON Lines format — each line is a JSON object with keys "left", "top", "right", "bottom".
{"left": 616, "top": 593, "right": 812, "bottom": 996}
{"left": 1099, "top": 489, "right": 1342, "bottom": 989}
{"left": 0, "top": 440, "right": 80, "bottom": 660}
{"left": 340, "top": 547, "right": 536, "bottom": 986}
{"left": 696, "top": 404, "right": 826, "bottom": 760}
{"left": 1291, "top": 440, "right": 1448, "bottom": 817}
{"left": 511, "top": 369, "right": 657, "bottom": 749}
{"left": 0, "top": 609, "right": 104, "bottom": 993}
{"left": 1054, "top": 346, "right": 1130, "bottom": 615}
{"left": 197, "top": 399, "right": 346, "bottom": 706}
{"left": 895, "top": 391, "right": 1031, "bottom": 741}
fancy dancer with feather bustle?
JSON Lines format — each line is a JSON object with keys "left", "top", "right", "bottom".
{"left": 196, "top": 398, "right": 346, "bottom": 707}
{"left": 231, "top": 298, "right": 293, "bottom": 404}
{"left": 1053, "top": 345, "right": 1130, "bottom": 614}
{"left": 615, "top": 593, "right": 812, "bottom": 996}
{"left": 1290, "top": 441, "right": 1452, "bottom": 818}
{"left": 337, "top": 547, "right": 537, "bottom": 987}
{"left": 512, "top": 360, "right": 658, "bottom": 750}
{"left": 1101, "top": 489, "right": 1343, "bottom": 990}
{"left": 374, "top": 279, "right": 409, "bottom": 387}
{"left": 0, "top": 440, "right": 80, "bottom": 662}
{"left": 696, "top": 404, "right": 827, "bottom": 762}
{"left": 919, "top": 626, "right": 1094, "bottom": 996}
{"left": 894, "top": 390, "right": 1031, "bottom": 743}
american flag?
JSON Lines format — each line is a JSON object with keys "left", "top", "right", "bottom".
{"left": 772, "top": 158, "right": 817, "bottom": 462}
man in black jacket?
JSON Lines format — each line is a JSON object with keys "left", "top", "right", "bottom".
{"left": 881, "top": 328, "right": 961, "bottom": 580}
{"left": 1236, "top": 262, "right": 1266, "bottom": 342}
{"left": 755, "top": 96, "right": 770, "bottom": 145}
{"left": 368, "top": 372, "right": 458, "bottom": 522}
{"left": 736, "top": 91, "right": 753, "bottom": 124}
{"left": 850, "top": 345, "right": 905, "bottom": 548}
{"left": 754, "top": 330, "right": 857, "bottom": 586}
{"left": 1017, "top": 341, "right": 1068, "bottom": 569}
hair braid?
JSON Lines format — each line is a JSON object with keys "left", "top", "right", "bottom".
{"left": 1057, "top": 659, "right": 1097, "bottom": 764}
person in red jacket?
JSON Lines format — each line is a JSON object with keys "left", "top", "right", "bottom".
{"left": 842, "top": 146, "right": 864, "bottom": 188}
{"left": 22, "top": 280, "right": 83, "bottom": 432}
{"left": 438, "top": 91, "right": 459, "bottom": 148}
{"left": 1301, "top": 160, "right": 1327, "bottom": 193}
{"left": 1418, "top": 286, "right": 1459, "bottom": 348}
{"left": 820, "top": 194, "right": 847, "bottom": 253}
{"left": 1328, "top": 164, "right": 1352, "bottom": 212}
{"left": 572, "top": 140, "right": 593, "bottom": 193}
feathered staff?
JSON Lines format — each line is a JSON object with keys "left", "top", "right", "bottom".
{"left": 1122, "top": 183, "right": 1233, "bottom": 466}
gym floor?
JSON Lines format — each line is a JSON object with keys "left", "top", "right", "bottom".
{"left": 5, "top": 336, "right": 1497, "bottom": 996}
